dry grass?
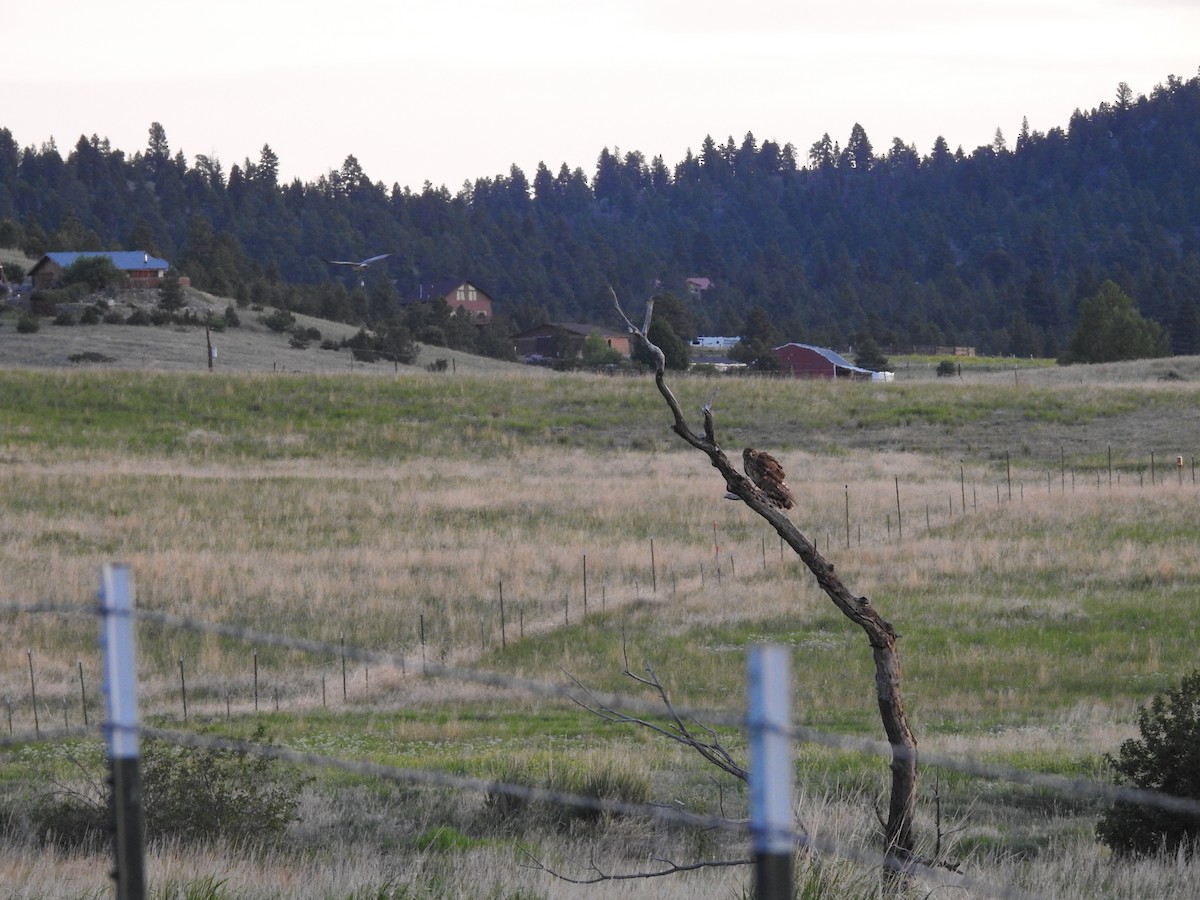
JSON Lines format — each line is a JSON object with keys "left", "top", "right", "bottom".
{"left": 0, "top": 298, "right": 533, "bottom": 377}
{"left": 3, "top": 363, "right": 1200, "bottom": 897}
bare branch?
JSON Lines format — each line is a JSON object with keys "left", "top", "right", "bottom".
{"left": 562, "top": 665, "right": 749, "bottom": 782}
{"left": 518, "top": 845, "right": 752, "bottom": 884}
{"left": 611, "top": 286, "right": 920, "bottom": 859}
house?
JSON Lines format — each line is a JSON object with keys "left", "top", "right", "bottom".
{"left": 408, "top": 279, "right": 494, "bottom": 323}
{"left": 512, "top": 322, "right": 631, "bottom": 361}
{"left": 773, "top": 343, "right": 881, "bottom": 380}
{"left": 29, "top": 251, "right": 170, "bottom": 290}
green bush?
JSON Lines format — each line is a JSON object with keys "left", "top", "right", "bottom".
{"left": 1097, "top": 669, "right": 1200, "bottom": 857}
{"left": 480, "top": 758, "right": 651, "bottom": 834}
{"left": 16, "top": 313, "right": 40, "bottom": 333}
{"left": 29, "top": 726, "right": 310, "bottom": 850}
{"left": 141, "top": 729, "right": 309, "bottom": 845}
{"left": 260, "top": 308, "right": 296, "bottom": 332}
{"left": 63, "top": 255, "right": 127, "bottom": 292}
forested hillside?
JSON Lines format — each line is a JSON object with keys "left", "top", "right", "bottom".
{"left": 2, "top": 70, "right": 1198, "bottom": 355}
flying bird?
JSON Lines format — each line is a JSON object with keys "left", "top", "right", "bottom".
{"left": 327, "top": 253, "right": 391, "bottom": 270}
{"left": 741, "top": 448, "right": 796, "bottom": 510}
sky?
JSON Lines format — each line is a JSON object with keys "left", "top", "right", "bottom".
{"left": 5, "top": 0, "right": 1199, "bottom": 193}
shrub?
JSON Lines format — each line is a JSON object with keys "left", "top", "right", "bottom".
{"left": 80, "top": 305, "right": 102, "bottom": 325}
{"left": 936, "top": 360, "right": 958, "bottom": 377}
{"left": 63, "top": 255, "right": 126, "bottom": 292}
{"left": 260, "top": 308, "right": 296, "bottom": 332}
{"left": 16, "top": 313, "right": 39, "bottom": 333}
{"left": 29, "top": 726, "right": 309, "bottom": 850}
{"left": 1097, "top": 669, "right": 1200, "bottom": 857}
{"left": 140, "top": 726, "right": 310, "bottom": 845}
{"left": 417, "top": 325, "right": 446, "bottom": 346}
{"left": 480, "top": 758, "right": 651, "bottom": 834}
{"left": 126, "top": 308, "right": 152, "bottom": 326}
{"left": 52, "top": 311, "right": 76, "bottom": 326}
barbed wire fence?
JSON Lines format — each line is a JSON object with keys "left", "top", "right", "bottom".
{"left": 2, "top": 560, "right": 1199, "bottom": 900}
{"left": 1, "top": 449, "right": 1196, "bottom": 897}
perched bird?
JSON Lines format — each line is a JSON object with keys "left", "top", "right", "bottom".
{"left": 742, "top": 448, "right": 796, "bottom": 510}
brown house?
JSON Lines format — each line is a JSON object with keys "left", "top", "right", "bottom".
{"left": 408, "top": 280, "right": 494, "bottom": 323}
{"left": 512, "top": 322, "right": 632, "bottom": 361}
{"left": 29, "top": 251, "right": 170, "bottom": 290}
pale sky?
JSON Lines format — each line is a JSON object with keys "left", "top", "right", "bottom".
{"left": 5, "top": 0, "right": 1198, "bottom": 193}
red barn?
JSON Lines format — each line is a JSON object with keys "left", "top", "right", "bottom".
{"left": 773, "top": 343, "right": 876, "bottom": 379}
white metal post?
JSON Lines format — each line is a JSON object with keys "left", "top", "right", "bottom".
{"left": 748, "top": 644, "right": 794, "bottom": 900}
{"left": 100, "top": 563, "right": 145, "bottom": 900}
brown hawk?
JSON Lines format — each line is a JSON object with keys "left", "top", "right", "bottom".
{"left": 742, "top": 448, "right": 796, "bottom": 510}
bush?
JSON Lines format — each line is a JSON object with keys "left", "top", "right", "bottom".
{"left": 936, "top": 360, "right": 958, "bottom": 377}
{"left": 30, "top": 726, "right": 309, "bottom": 851}
{"left": 480, "top": 758, "right": 651, "bottom": 834}
{"left": 63, "top": 255, "right": 126, "bottom": 292}
{"left": 260, "top": 308, "right": 296, "bottom": 332}
{"left": 126, "top": 308, "right": 152, "bottom": 326}
{"left": 16, "top": 313, "right": 39, "bottom": 333}
{"left": 140, "top": 726, "right": 310, "bottom": 845}
{"left": 1097, "top": 669, "right": 1200, "bottom": 857}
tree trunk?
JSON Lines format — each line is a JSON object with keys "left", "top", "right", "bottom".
{"left": 615, "top": 291, "right": 918, "bottom": 868}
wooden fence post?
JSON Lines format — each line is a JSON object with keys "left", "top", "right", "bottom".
{"left": 26, "top": 650, "right": 39, "bottom": 739}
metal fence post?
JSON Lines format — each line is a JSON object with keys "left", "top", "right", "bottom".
{"left": 100, "top": 563, "right": 146, "bottom": 900}
{"left": 748, "top": 644, "right": 794, "bottom": 900}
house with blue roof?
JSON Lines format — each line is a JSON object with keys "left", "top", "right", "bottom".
{"left": 29, "top": 250, "right": 170, "bottom": 290}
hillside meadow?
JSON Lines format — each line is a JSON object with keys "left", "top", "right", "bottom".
{"left": 2, "top": 363, "right": 1200, "bottom": 898}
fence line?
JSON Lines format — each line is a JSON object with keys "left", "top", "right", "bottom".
{"left": 133, "top": 723, "right": 1034, "bottom": 900}
{"left": 4, "top": 596, "right": 1199, "bottom": 823}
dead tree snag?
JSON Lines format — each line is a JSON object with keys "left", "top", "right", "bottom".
{"left": 613, "top": 289, "right": 919, "bottom": 869}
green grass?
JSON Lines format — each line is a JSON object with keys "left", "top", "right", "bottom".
{"left": 5, "top": 364, "right": 1200, "bottom": 897}
{"left": 1, "top": 368, "right": 1194, "bottom": 463}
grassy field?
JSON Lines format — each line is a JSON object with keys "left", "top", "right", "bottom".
{"left": 2, "top": 339, "right": 1200, "bottom": 896}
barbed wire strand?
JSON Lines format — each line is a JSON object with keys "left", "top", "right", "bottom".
{"left": 4, "top": 599, "right": 1199, "bottom": 821}
{"left": 0, "top": 717, "right": 1033, "bottom": 897}
{"left": 1, "top": 597, "right": 1193, "bottom": 896}
{"left": 137, "top": 724, "right": 1037, "bottom": 900}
